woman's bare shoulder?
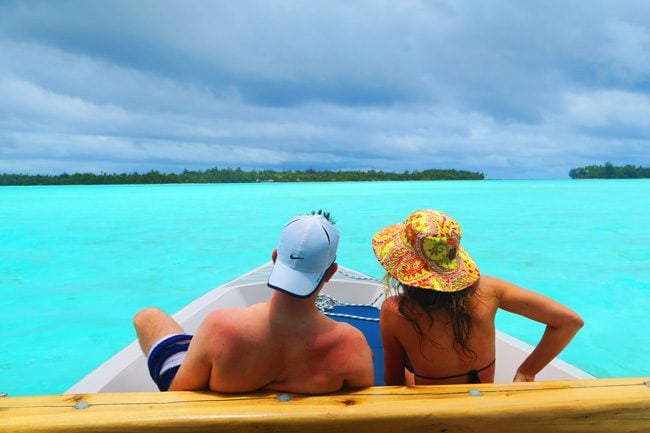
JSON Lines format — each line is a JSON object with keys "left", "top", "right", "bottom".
{"left": 383, "top": 295, "right": 400, "bottom": 306}
{"left": 478, "top": 274, "right": 509, "bottom": 287}
{"left": 475, "top": 275, "right": 501, "bottom": 295}
{"left": 380, "top": 295, "right": 404, "bottom": 325}
{"left": 380, "top": 295, "right": 400, "bottom": 313}
{"left": 477, "top": 275, "right": 523, "bottom": 297}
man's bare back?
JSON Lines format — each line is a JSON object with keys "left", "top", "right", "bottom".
{"left": 134, "top": 212, "right": 374, "bottom": 394}
{"left": 170, "top": 297, "right": 373, "bottom": 393}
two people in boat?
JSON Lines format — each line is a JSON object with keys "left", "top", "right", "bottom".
{"left": 134, "top": 208, "right": 583, "bottom": 393}
{"left": 133, "top": 211, "right": 374, "bottom": 393}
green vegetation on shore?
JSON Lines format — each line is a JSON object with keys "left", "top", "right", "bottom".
{"left": 569, "top": 163, "right": 650, "bottom": 179}
{"left": 0, "top": 167, "right": 484, "bottom": 186}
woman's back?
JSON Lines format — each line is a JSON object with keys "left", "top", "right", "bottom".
{"left": 381, "top": 281, "right": 498, "bottom": 384}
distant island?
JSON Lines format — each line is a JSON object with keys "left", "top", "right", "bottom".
{"left": 569, "top": 163, "right": 650, "bottom": 179}
{"left": 0, "top": 167, "right": 484, "bottom": 186}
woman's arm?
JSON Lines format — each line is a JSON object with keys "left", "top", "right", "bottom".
{"left": 489, "top": 276, "right": 584, "bottom": 382}
{"left": 380, "top": 297, "right": 407, "bottom": 385}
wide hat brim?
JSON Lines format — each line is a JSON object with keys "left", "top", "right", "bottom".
{"left": 372, "top": 221, "right": 480, "bottom": 292}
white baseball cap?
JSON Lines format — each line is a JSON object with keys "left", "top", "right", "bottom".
{"left": 267, "top": 214, "right": 339, "bottom": 298}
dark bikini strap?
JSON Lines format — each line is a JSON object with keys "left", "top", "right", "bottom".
{"left": 406, "top": 359, "right": 496, "bottom": 383}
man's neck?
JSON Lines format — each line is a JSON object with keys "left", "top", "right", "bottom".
{"left": 268, "top": 290, "right": 320, "bottom": 320}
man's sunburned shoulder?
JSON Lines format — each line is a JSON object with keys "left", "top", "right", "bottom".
{"left": 329, "top": 320, "right": 372, "bottom": 357}
{"left": 200, "top": 303, "right": 267, "bottom": 336}
{"left": 204, "top": 302, "right": 266, "bottom": 320}
{"left": 202, "top": 307, "right": 240, "bottom": 326}
{"left": 327, "top": 319, "right": 357, "bottom": 339}
{"left": 331, "top": 322, "right": 374, "bottom": 383}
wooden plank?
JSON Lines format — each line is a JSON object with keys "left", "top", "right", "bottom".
{"left": 2, "top": 378, "right": 649, "bottom": 433}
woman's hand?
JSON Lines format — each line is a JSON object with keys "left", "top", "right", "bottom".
{"left": 513, "top": 370, "right": 535, "bottom": 382}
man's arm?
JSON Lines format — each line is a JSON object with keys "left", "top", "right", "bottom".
{"left": 380, "top": 298, "right": 407, "bottom": 386}
{"left": 168, "top": 322, "right": 213, "bottom": 391}
{"left": 491, "top": 276, "right": 584, "bottom": 381}
{"left": 342, "top": 330, "right": 375, "bottom": 388}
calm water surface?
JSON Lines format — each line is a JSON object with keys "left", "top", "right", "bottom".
{"left": 1, "top": 180, "right": 649, "bottom": 396}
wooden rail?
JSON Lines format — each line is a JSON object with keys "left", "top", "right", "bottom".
{"left": 2, "top": 377, "right": 649, "bottom": 433}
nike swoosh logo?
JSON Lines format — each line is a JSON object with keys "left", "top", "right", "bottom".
{"left": 290, "top": 254, "right": 304, "bottom": 260}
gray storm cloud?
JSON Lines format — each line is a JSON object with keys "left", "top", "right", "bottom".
{"left": 1, "top": 0, "right": 649, "bottom": 178}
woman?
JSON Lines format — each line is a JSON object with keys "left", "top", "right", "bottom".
{"left": 372, "top": 209, "right": 583, "bottom": 385}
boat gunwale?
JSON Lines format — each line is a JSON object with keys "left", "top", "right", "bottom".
{"left": 6, "top": 378, "right": 650, "bottom": 433}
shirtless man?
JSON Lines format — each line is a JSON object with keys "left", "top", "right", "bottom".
{"left": 133, "top": 212, "right": 374, "bottom": 393}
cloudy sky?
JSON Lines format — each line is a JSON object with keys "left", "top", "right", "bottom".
{"left": 1, "top": 1, "right": 649, "bottom": 179}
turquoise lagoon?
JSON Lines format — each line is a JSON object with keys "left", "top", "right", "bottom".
{"left": 1, "top": 180, "right": 649, "bottom": 396}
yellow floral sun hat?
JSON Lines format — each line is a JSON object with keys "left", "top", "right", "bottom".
{"left": 372, "top": 210, "right": 480, "bottom": 292}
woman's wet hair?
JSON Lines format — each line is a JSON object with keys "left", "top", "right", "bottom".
{"left": 385, "top": 275, "right": 479, "bottom": 357}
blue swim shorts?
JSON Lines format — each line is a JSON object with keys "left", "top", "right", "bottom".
{"left": 147, "top": 333, "right": 193, "bottom": 391}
